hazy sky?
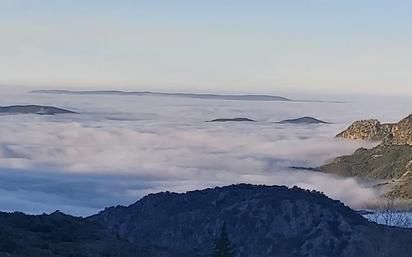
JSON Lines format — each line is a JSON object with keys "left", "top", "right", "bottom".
{"left": 1, "top": 0, "right": 411, "bottom": 95}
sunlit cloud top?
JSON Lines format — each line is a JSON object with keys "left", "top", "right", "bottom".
{"left": 1, "top": 0, "right": 411, "bottom": 95}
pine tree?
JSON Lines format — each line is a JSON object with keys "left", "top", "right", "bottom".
{"left": 212, "top": 223, "right": 235, "bottom": 257}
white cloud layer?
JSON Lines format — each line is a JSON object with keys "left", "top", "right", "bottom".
{"left": 0, "top": 91, "right": 411, "bottom": 216}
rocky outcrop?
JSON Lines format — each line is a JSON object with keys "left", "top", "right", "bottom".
{"left": 91, "top": 184, "right": 412, "bottom": 257}
{"left": 0, "top": 105, "right": 76, "bottom": 115}
{"left": 322, "top": 114, "right": 412, "bottom": 200}
{"left": 391, "top": 115, "right": 412, "bottom": 145}
{"left": 336, "top": 115, "right": 412, "bottom": 146}
{"left": 336, "top": 119, "right": 393, "bottom": 141}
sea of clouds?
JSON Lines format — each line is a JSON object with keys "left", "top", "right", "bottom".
{"left": 0, "top": 90, "right": 411, "bottom": 216}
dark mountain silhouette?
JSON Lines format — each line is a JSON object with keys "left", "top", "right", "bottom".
{"left": 0, "top": 211, "right": 138, "bottom": 257}
{"left": 0, "top": 105, "right": 76, "bottom": 115}
{"left": 278, "top": 117, "right": 329, "bottom": 124}
{"left": 208, "top": 118, "right": 256, "bottom": 122}
{"left": 90, "top": 184, "right": 412, "bottom": 257}
{"left": 0, "top": 185, "right": 412, "bottom": 257}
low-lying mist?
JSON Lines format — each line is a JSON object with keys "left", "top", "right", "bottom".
{"left": 0, "top": 91, "right": 411, "bottom": 216}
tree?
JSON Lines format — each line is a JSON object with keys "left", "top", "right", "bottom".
{"left": 212, "top": 223, "right": 235, "bottom": 257}
{"left": 369, "top": 198, "right": 412, "bottom": 228}
{"left": 368, "top": 198, "right": 412, "bottom": 257}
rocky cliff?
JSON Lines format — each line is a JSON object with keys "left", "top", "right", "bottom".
{"left": 336, "top": 115, "right": 412, "bottom": 145}
{"left": 336, "top": 119, "right": 392, "bottom": 141}
{"left": 322, "top": 114, "right": 412, "bottom": 199}
{"left": 391, "top": 114, "right": 412, "bottom": 145}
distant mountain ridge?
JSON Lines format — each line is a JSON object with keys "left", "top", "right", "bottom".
{"left": 278, "top": 116, "right": 329, "bottom": 124}
{"left": 208, "top": 118, "right": 256, "bottom": 122}
{"left": 31, "top": 90, "right": 292, "bottom": 102}
{"left": 0, "top": 105, "right": 76, "bottom": 115}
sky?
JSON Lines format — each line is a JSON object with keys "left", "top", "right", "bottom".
{"left": 0, "top": 0, "right": 411, "bottom": 95}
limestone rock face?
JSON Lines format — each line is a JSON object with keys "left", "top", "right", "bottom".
{"left": 336, "top": 114, "right": 412, "bottom": 146}
{"left": 323, "top": 114, "right": 412, "bottom": 200}
{"left": 391, "top": 115, "right": 412, "bottom": 146}
{"left": 336, "top": 119, "right": 392, "bottom": 141}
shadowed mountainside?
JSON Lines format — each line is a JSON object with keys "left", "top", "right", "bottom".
{"left": 0, "top": 211, "right": 138, "bottom": 257}
{"left": 1, "top": 185, "right": 412, "bottom": 257}
{"left": 90, "top": 184, "right": 412, "bottom": 257}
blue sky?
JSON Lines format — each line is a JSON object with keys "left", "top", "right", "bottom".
{"left": 1, "top": 0, "right": 411, "bottom": 95}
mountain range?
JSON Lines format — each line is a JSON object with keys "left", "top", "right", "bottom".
{"left": 1, "top": 184, "right": 412, "bottom": 257}
{"left": 31, "top": 90, "right": 292, "bottom": 102}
